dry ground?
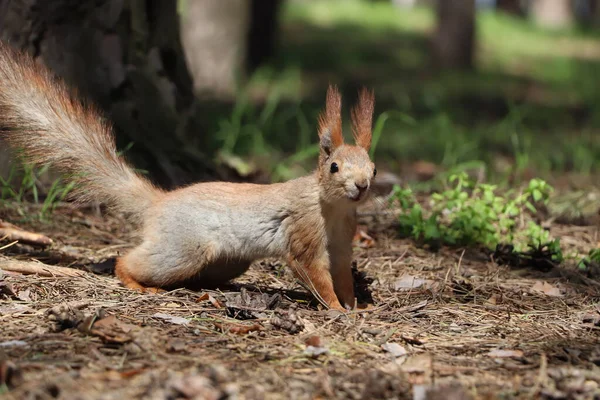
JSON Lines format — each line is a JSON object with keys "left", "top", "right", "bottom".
{"left": 0, "top": 198, "right": 599, "bottom": 400}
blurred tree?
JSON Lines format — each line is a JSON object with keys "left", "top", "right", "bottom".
{"left": 180, "top": 0, "right": 250, "bottom": 100}
{"left": 432, "top": 0, "right": 476, "bottom": 70}
{"left": 530, "top": 0, "right": 574, "bottom": 28}
{"left": 247, "top": 0, "right": 284, "bottom": 73}
{"left": 497, "top": 0, "right": 524, "bottom": 15}
{"left": 0, "top": 0, "right": 207, "bottom": 188}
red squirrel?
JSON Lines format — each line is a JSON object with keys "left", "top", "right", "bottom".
{"left": 0, "top": 42, "right": 377, "bottom": 312}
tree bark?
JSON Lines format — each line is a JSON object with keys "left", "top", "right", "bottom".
{"left": 246, "top": 0, "right": 283, "bottom": 73}
{"left": 529, "top": 0, "right": 574, "bottom": 29}
{"left": 0, "top": 0, "right": 206, "bottom": 188}
{"left": 179, "top": 0, "right": 250, "bottom": 100}
{"left": 432, "top": 0, "right": 476, "bottom": 70}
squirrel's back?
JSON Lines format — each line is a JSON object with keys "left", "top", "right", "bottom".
{"left": 0, "top": 42, "right": 161, "bottom": 220}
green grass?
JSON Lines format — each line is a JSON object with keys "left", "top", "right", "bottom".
{"left": 205, "top": 0, "right": 600, "bottom": 181}
{"left": 0, "top": 161, "right": 74, "bottom": 220}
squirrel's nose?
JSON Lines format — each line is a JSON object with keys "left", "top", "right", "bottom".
{"left": 355, "top": 182, "right": 368, "bottom": 192}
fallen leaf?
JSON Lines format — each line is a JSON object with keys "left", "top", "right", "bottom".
{"left": 393, "top": 275, "right": 433, "bottom": 291}
{"left": 353, "top": 225, "right": 376, "bottom": 248}
{"left": 167, "top": 374, "right": 221, "bottom": 400}
{"left": 486, "top": 294, "right": 498, "bottom": 305}
{"left": 400, "top": 353, "right": 432, "bottom": 375}
{"left": 487, "top": 349, "right": 524, "bottom": 358}
{"left": 304, "top": 336, "right": 323, "bottom": 347}
{"left": 531, "top": 281, "right": 563, "bottom": 297}
{"left": 304, "top": 345, "right": 329, "bottom": 358}
{"left": 303, "top": 335, "right": 328, "bottom": 358}
{"left": 16, "top": 288, "right": 31, "bottom": 302}
{"left": 89, "top": 315, "right": 136, "bottom": 344}
{"left": 153, "top": 313, "right": 190, "bottom": 326}
{"left": 214, "top": 322, "right": 262, "bottom": 335}
{"left": 197, "top": 292, "right": 223, "bottom": 308}
{"left": 381, "top": 342, "right": 407, "bottom": 358}
{"left": 0, "top": 304, "right": 31, "bottom": 315}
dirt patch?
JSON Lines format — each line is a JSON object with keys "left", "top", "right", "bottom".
{"left": 0, "top": 200, "right": 599, "bottom": 399}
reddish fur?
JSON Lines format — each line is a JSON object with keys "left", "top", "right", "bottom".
{"left": 288, "top": 256, "right": 344, "bottom": 311}
{"left": 0, "top": 42, "right": 377, "bottom": 312}
{"left": 114, "top": 258, "right": 164, "bottom": 294}
{"left": 351, "top": 88, "right": 375, "bottom": 151}
{"left": 318, "top": 85, "right": 344, "bottom": 148}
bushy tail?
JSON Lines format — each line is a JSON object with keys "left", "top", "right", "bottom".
{"left": 0, "top": 41, "right": 162, "bottom": 220}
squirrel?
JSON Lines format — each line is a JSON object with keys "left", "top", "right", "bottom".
{"left": 0, "top": 42, "right": 377, "bottom": 312}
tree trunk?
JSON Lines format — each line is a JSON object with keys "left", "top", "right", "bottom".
{"left": 179, "top": 0, "right": 250, "bottom": 100}
{"left": 529, "top": 0, "right": 574, "bottom": 29}
{"left": 497, "top": 0, "right": 524, "bottom": 16}
{"left": 246, "top": 0, "right": 283, "bottom": 73}
{"left": 0, "top": 0, "right": 207, "bottom": 188}
{"left": 432, "top": 0, "right": 476, "bottom": 70}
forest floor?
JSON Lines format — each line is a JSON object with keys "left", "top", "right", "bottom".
{"left": 0, "top": 194, "right": 599, "bottom": 400}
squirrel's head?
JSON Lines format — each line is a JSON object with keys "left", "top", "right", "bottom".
{"left": 317, "top": 85, "right": 376, "bottom": 205}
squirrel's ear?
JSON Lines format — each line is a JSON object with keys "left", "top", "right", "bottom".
{"left": 318, "top": 85, "right": 343, "bottom": 156}
{"left": 351, "top": 88, "right": 375, "bottom": 151}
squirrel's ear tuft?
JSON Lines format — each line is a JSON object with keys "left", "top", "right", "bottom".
{"left": 318, "top": 85, "right": 343, "bottom": 156}
{"left": 351, "top": 88, "right": 375, "bottom": 151}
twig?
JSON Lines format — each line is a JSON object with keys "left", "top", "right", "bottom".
{"left": 528, "top": 352, "right": 547, "bottom": 399}
{"left": 0, "top": 257, "right": 85, "bottom": 277}
{"left": 0, "top": 220, "right": 52, "bottom": 247}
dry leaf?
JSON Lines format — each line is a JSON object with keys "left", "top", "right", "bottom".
{"left": 353, "top": 225, "right": 376, "bottom": 248}
{"left": 214, "top": 322, "right": 262, "bottom": 335}
{"left": 89, "top": 315, "right": 136, "bottom": 344}
{"left": 381, "top": 342, "right": 407, "bottom": 358}
{"left": 197, "top": 292, "right": 223, "bottom": 308}
{"left": 400, "top": 353, "right": 432, "bottom": 375}
{"left": 531, "top": 281, "right": 563, "bottom": 297}
{"left": 304, "top": 345, "right": 329, "bottom": 358}
{"left": 167, "top": 374, "right": 221, "bottom": 400}
{"left": 16, "top": 288, "right": 31, "bottom": 302}
{"left": 393, "top": 275, "right": 432, "bottom": 291}
{"left": 487, "top": 349, "right": 524, "bottom": 358}
{"left": 304, "top": 335, "right": 323, "bottom": 347}
{"left": 153, "top": 313, "right": 190, "bottom": 326}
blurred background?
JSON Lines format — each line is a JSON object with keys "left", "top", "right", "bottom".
{"left": 1, "top": 0, "right": 599, "bottom": 192}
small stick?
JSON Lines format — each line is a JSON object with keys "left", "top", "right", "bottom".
{"left": 0, "top": 220, "right": 52, "bottom": 247}
{"left": 0, "top": 258, "right": 85, "bottom": 277}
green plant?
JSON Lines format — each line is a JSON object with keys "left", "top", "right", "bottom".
{"left": 390, "top": 173, "right": 561, "bottom": 257}
{"left": 0, "top": 160, "right": 74, "bottom": 219}
{"left": 578, "top": 248, "right": 600, "bottom": 272}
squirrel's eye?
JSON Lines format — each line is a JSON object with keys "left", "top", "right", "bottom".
{"left": 373, "top": 167, "right": 377, "bottom": 177}
{"left": 330, "top": 162, "right": 339, "bottom": 173}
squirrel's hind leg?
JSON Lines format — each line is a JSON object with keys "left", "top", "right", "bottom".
{"left": 115, "top": 242, "right": 220, "bottom": 293}
{"left": 115, "top": 257, "right": 165, "bottom": 294}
